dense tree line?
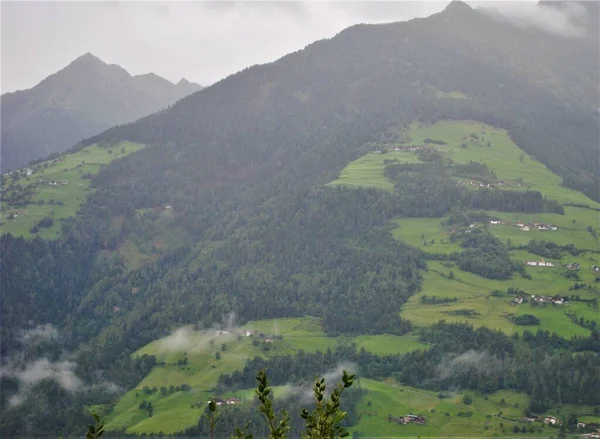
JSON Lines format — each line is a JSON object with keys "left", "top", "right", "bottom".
{"left": 448, "top": 228, "right": 523, "bottom": 279}
{"left": 521, "top": 240, "right": 581, "bottom": 258}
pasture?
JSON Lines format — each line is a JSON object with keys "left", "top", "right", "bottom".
{"left": 1, "top": 142, "right": 144, "bottom": 238}
{"left": 106, "top": 317, "right": 429, "bottom": 434}
{"left": 327, "top": 150, "right": 421, "bottom": 191}
{"left": 351, "top": 379, "right": 552, "bottom": 438}
{"left": 400, "top": 120, "right": 600, "bottom": 208}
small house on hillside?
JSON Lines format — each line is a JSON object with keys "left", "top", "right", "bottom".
{"left": 591, "top": 266, "right": 600, "bottom": 272}
{"left": 226, "top": 397, "right": 241, "bottom": 405}
{"left": 490, "top": 219, "right": 501, "bottom": 225}
{"left": 544, "top": 416, "right": 559, "bottom": 425}
{"left": 565, "top": 263, "right": 580, "bottom": 271}
{"left": 551, "top": 296, "right": 564, "bottom": 305}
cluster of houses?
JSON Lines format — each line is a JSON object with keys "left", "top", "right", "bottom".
{"left": 524, "top": 415, "right": 593, "bottom": 430}
{"left": 511, "top": 295, "right": 566, "bottom": 306}
{"left": 517, "top": 221, "right": 557, "bottom": 232}
{"left": 210, "top": 397, "right": 241, "bottom": 406}
{"left": 488, "top": 219, "right": 559, "bottom": 232}
{"left": 37, "top": 179, "right": 68, "bottom": 186}
{"left": 525, "top": 258, "right": 555, "bottom": 267}
{"left": 14, "top": 168, "right": 35, "bottom": 176}
{"left": 390, "top": 414, "right": 426, "bottom": 425}
{"left": 531, "top": 295, "right": 566, "bottom": 305}
{"left": 374, "top": 145, "right": 423, "bottom": 154}
{"left": 215, "top": 329, "right": 275, "bottom": 343}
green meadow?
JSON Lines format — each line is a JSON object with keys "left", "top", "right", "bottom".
{"left": 351, "top": 379, "right": 556, "bottom": 438}
{"left": 391, "top": 217, "right": 462, "bottom": 254}
{"left": 1, "top": 142, "right": 144, "bottom": 239}
{"left": 400, "top": 121, "right": 600, "bottom": 208}
{"left": 106, "top": 317, "right": 429, "bottom": 434}
{"left": 327, "top": 150, "right": 421, "bottom": 191}
{"left": 328, "top": 120, "right": 599, "bottom": 338}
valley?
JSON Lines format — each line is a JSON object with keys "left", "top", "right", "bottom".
{"left": 94, "top": 120, "right": 599, "bottom": 436}
{"left": 2, "top": 2, "right": 599, "bottom": 436}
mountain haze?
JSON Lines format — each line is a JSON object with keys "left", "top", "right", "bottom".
{"left": 2, "top": 2, "right": 600, "bottom": 436}
{"left": 0, "top": 53, "right": 202, "bottom": 171}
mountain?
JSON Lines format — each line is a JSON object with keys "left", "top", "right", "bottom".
{"left": 1, "top": 2, "right": 599, "bottom": 436}
{"left": 0, "top": 53, "right": 202, "bottom": 171}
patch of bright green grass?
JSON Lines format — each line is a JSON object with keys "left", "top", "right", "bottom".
{"left": 107, "top": 317, "right": 431, "bottom": 434}
{"left": 352, "top": 334, "right": 429, "bottom": 355}
{"left": 1, "top": 142, "right": 144, "bottom": 238}
{"left": 328, "top": 151, "right": 421, "bottom": 191}
{"left": 400, "top": 120, "right": 599, "bottom": 207}
{"left": 352, "top": 379, "right": 543, "bottom": 438}
{"left": 391, "top": 217, "right": 463, "bottom": 254}
{"left": 399, "top": 260, "right": 594, "bottom": 337}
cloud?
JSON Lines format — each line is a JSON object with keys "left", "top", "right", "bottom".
{"left": 1, "top": 358, "right": 83, "bottom": 406}
{"left": 435, "top": 350, "right": 502, "bottom": 381}
{"left": 284, "top": 362, "right": 358, "bottom": 404}
{"left": 19, "top": 324, "right": 59, "bottom": 345}
{"left": 156, "top": 312, "right": 238, "bottom": 353}
{"left": 475, "top": 1, "right": 591, "bottom": 38}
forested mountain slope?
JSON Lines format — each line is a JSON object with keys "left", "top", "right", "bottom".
{"left": 1, "top": 2, "right": 599, "bottom": 436}
{"left": 0, "top": 53, "right": 202, "bottom": 171}
{"left": 83, "top": 0, "right": 600, "bottom": 201}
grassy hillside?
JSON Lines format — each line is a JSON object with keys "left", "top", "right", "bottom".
{"left": 105, "top": 317, "right": 429, "bottom": 434}
{"left": 352, "top": 379, "right": 538, "bottom": 438}
{"left": 1, "top": 141, "right": 144, "bottom": 238}
{"left": 332, "top": 120, "right": 600, "bottom": 338}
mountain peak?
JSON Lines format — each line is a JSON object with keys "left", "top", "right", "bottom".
{"left": 443, "top": 0, "right": 474, "bottom": 15}
{"left": 177, "top": 78, "right": 190, "bottom": 86}
{"left": 70, "top": 52, "right": 106, "bottom": 68}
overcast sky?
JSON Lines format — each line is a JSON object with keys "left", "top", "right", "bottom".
{"left": 0, "top": 1, "right": 584, "bottom": 94}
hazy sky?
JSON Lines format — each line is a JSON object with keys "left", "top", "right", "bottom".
{"left": 0, "top": 1, "right": 585, "bottom": 94}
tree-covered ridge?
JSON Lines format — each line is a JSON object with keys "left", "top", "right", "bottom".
{"left": 79, "top": 3, "right": 598, "bottom": 201}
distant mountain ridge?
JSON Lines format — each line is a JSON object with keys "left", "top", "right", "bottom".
{"left": 0, "top": 53, "right": 202, "bottom": 171}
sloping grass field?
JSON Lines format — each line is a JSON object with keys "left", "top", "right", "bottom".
{"left": 330, "top": 120, "right": 599, "bottom": 339}
{"left": 1, "top": 142, "right": 144, "bottom": 238}
{"left": 106, "top": 317, "right": 430, "bottom": 434}
{"left": 351, "top": 379, "right": 553, "bottom": 438}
